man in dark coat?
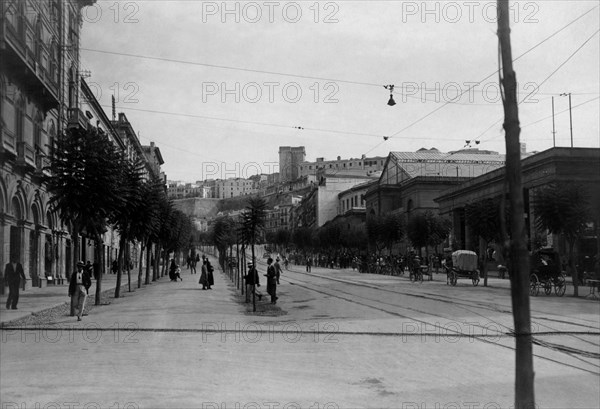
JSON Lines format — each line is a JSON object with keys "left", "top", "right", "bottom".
{"left": 4, "top": 257, "right": 26, "bottom": 309}
{"left": 244, "top": 262, "right": 262, "bottom": 302}
{"left": 68, "top": 261, "right": 92, "bottom": 321}
{"left": 265, "top": 257, "right": 278, "bottom": 304}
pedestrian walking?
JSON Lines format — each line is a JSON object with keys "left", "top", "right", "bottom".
{"left": 206, "top": 259, "right": 214, "bottom": 289}
{"left": 68, "top": 261, "right": 91, "bottom": 321}
{"left": 244, "top": 262, "right": 262, "bottom": 302}
{"left": 274, "top": 257, "right": 283, "bottom": 284}
{"left": 265, "top": 257, "right": 278, "bottom": 304}
{"left": 190, "top": 254, "right": 197, "bottom": 274}
{"left": 4, "top": 257, "right": 26, "bottom": 310}
{"left": 306, "top": 256, "right": 312, "bottom": 273}
{"left": 199, "top": 256, "right": 211, "bottom": 289}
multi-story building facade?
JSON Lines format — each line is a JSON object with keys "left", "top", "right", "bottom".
{"left": 265, "top": 205, "right": 292, "bottom": 234}
{"left": 291, "top": 172, "right": 378, "bottom": 229}
{"left": 1, "top": 0, "right": 98, "bottom": 288}
{"left": 338, "top": 180, "right": 375, "bottom": 215}
{"left": 299, "top": 155, "right": 386, "bottom": 180}
{"left": 214, "top": 178, "right": 257, "bottom": 199}
{"left": 141, "top": 142, "right": 165, "bottom": 183}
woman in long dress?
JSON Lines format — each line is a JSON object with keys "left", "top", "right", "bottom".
{"left": 199, "top": 258, "right": 209, "bottom": 290}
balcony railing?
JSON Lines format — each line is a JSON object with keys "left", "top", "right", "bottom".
{"left": 67, "top": 108, "right": 90, "bottom": 130}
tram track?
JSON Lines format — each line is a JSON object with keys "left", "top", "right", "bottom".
{"left": 265, "top": 261, "right": 600, "bottom": 375}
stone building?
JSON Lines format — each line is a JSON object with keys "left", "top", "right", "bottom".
{"left": 435, "top": 147, "right": 600, "bottom": 259}
{"left": 299, "top": 155, "right": 386, "bottom": 180}
{"left": 1, "top": 0, "right": 98, "bottom": 287}
{"left": 365, "top": 149, "right": 506, "bottom": 218}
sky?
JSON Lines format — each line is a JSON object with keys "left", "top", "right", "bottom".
{"left": 79, "top": 0, "right": 600, "bottom": 183}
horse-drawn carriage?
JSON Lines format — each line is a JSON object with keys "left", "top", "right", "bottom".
{"left": 529, "top": 248, "right": 566, "bottom": 296}
{"left": 445, "top": 250, "right": 480, "bottom": 286}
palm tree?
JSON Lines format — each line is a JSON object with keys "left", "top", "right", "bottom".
{"left": 109, "top": 157, "right": 145, "bottom": 298}
{"left": 239, "top": 197, "right": 267, "bottom": 312}
{"left": 44, "top": 127, "right": 125, "bottom": 307}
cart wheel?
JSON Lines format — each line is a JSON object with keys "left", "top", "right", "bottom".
{"left": 555, "top": 274, "right": 566, "bottom": 297}
{"left": 450, "top": 271, "right": 457, "bottom": 286}
{"left": 544, "top": 280, "right": 552, "bottom": 295}
{"left": 529, "top": 274, "right": 539, "bottom": 296}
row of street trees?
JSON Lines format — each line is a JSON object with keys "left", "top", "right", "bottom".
{"left": 43, "top": 127, "right": 195, "bottom": 308}
{"left": 210, "top": 205, "right": 452, "bottom": 261}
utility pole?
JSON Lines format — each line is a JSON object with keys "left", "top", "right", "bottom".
{"left": 551, "top": 96, "right": 556, "bottom": 147}
{"left": 497, "top": 1, "right": 535, "bottom": 408}
{"left": 560, "top": 92, "right": 573, "bottom": 147}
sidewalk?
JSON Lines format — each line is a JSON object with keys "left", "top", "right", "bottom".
{"left": 0, "top": 271, "right": 146, "bottom": 325}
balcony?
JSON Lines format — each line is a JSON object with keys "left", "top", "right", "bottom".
{"left": 1, "top": 131, "right": 17, "bottom": 157}
{"left": 16, "top": 141, "right": 35, "bottom": 169}
{"left": 67, "top": 108, "right": 90, "bottom": 130}
{"left": 1, "top": 18, "right": 60, "bottom": 112}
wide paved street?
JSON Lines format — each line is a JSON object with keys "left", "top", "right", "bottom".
{"left": 1, "top": 257, "right": 599, "bottom": 409}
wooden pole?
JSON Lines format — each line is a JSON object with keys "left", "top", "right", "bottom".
{"left": 498, "top": 1, "right": 535, "bottom": 407}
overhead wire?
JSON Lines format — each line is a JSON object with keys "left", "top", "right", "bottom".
{"left": 82, "top": 5, "right": 598, "bottom": 164}
{"left": 385, "top": 5, "right": 598, "bottom": 140}
{"left": 478, "top": 29, "right": 600, "bottom": 144}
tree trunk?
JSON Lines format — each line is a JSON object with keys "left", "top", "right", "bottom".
{"left": 153, "top": 243, "right": 160, "bottom": 281}
{"left": 498, "top": 1, "right": 535, "bottom": 407}
{"left": 115, "top": 234, "right": 126, "bottom": 298}
{"left": 569, "top": 240, "right": 578, "bottom": 296}
{"left": 94, "top": 234, "right": 104, "bottom": 306}
{"left": 251, "top": 243, "right": 256, "bottom": 312}
{"left": 161, "top": 249, "right": 168, "bottom": 277}
{"left": 145, "top": 240, "right": 152, "bottom": 285}
{"left": 126, "top": 244, "right": 132, "bottom": 292}
{"left": 70, "top": 222, "right": 80, "bottom": 316}
{"left": 138, "top": 242, "right": 144, "bottom": 289}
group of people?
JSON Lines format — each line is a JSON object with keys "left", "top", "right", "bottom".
{"left": 169, "top": 255, "right": 214, "bottom": 289}
{"left": 243, "top": 257, "right": 281, "bottom": 304}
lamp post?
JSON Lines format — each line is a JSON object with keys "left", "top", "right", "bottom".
{"left": 560, "top": 93, "right": 573, "bottom": 148}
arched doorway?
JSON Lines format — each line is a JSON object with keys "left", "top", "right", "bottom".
{"left": 30, "top": 203, "right": 41, "bottom": 286}
{"left": 9, "top": 197, "right": 23, "bottom": 265}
